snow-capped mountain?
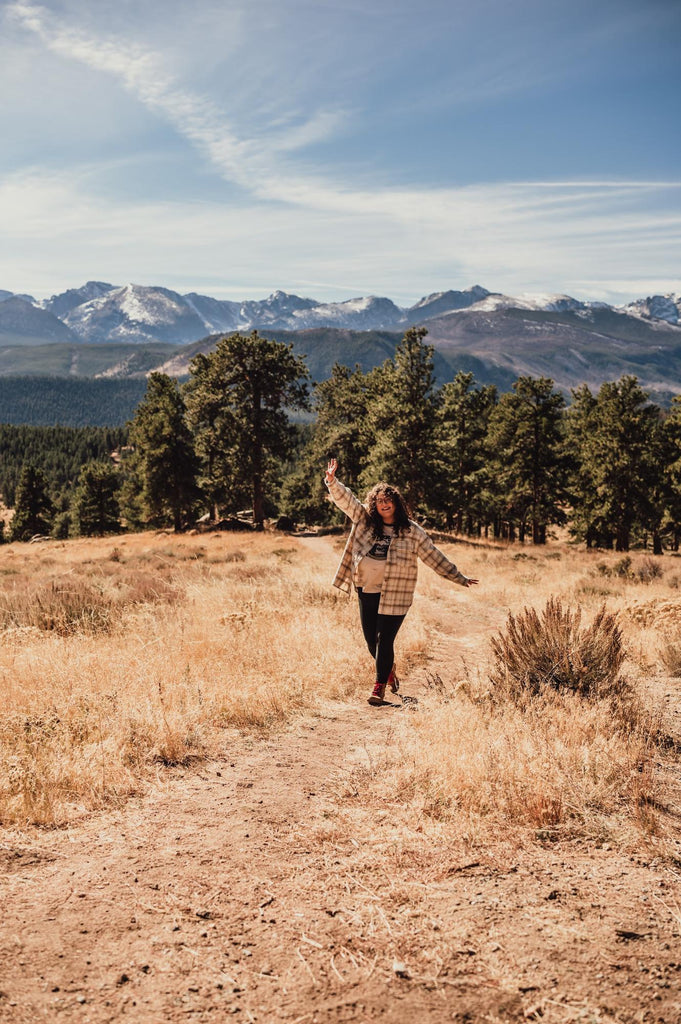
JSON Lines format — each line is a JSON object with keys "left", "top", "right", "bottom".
{"left": 405, "top": 285, "right": 491, "bottom": 321}
{"left": 458, "top": 292, "right": 588, "bottom": 314}
{"left": 238, "top": 290, "right": 320, "bottom": 326}
{"left": 42, "top": 281, "right": 117, "bottom": 319}
{"left": 0, "top": 280, "right": 679, "bottom": 347}
{"left": 285, "top": 295, "right": 405, "bottom": 330}
{"left": 622, "top": 293, "right": 681, "bottom": 326}
{"left": 64, "top": 284, "right": 208, "bottom": 344}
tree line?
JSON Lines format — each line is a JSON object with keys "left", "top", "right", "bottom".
{"left": 3, "top": 327, "right": 681, "bottom": 551}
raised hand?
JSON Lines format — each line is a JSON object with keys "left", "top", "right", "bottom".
{"left": 325, "top": 457, "right": 338, "bottom": 484}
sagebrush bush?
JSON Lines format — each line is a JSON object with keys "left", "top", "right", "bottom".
{"left": 490, "top": 597, "right": 627, "bottom": 702}
{"left": 659, "top": 637, "right": 681, "bottom": 677}
{"left": 636, "top": 557, "right": 664, "bottom": 583}
{"left": 0, "top": 578, "right": 114, "bottom": 635}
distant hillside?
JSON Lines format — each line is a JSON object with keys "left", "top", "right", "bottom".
{"left": 0, "top": 297, "right": 76, "bottom": 344}
{"left": 0, "top": 342, "right": 177, "bottom": 378}
{"left": 150, "top": 316, "right": 680, "bottom": 400}
{"left": 156, "top": 328, "right": 405, "bottom": 382}
{"left": 420, "top": 307, "right": 681, "bottom": 402}
{"left": 0, "top": 377, "right": 149, "bottom": 427}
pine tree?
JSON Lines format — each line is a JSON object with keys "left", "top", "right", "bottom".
{"left": 184, "top": 332, "right": 310, "bottom": 527}
{"left": 569, "top": 376, "right": 660, "bottom": 551}
{"left": 564, "top": 384, "right": 601, "bottom": 546}
{"left": 361, "top": 327, "right": 440, "bottom": 512}
{"left": 660, "top": 396, "right": 681, "bottom": 550}
{"left": 72, "top": 461, "right": 122, "bottom": 537}
{"left": 9, "top": 464, "right": 54, "bottom": 541}
{"left": 313, "top": 363, "right": 373, "bottom": 490}
{"left": 485, "top": 376, "right": 567, "bottom": 544}
{"left": 279, "top": 365, "right": 373, "bottom": 524}
{"left": 126, "top": 374, "right": 199, "bottom": 532}
{"left": 437, "top": 371, "right": 497, "bottom": 533}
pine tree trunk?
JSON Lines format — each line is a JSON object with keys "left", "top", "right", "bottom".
{"left": 615, "top": 527, "right": 629, "bottom": 552}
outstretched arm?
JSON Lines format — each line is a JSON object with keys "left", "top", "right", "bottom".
{"left": 414, "top": 527, "right": 479, "bottom": 587}
{"left": 323, "top": 458, "right": 366, "bottom": 524}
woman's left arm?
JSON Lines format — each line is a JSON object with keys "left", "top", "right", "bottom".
{"left": 413, "top": 527, "right": 479, "bottom": 587}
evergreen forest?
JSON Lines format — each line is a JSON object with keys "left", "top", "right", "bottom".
{"left": 2, "top": 328, "right": 681, "bottom": 551}
{"left": 0, "top": 377, "right": 148, "bottom": 426}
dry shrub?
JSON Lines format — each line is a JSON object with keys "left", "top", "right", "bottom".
{"left": 659, "top": 637, "right": 681, "bottom": 677}
{"left": 490, "top": 598, "right": 626, "bottom": 703}
{"left": 117, "top": 570, "right": 182, "bottom": 606}
{"left": 637, "top": 556, "right": 664, "bottom": 583}
{"left": 0, "top": 578, "right": 114, "bottom": 635}
{"left": 626, "top": 599, "right": 681, "bottom": 630}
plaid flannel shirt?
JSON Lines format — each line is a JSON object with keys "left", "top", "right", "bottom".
{"left": 326, "top": 478, "right": 470, "bottom": 616}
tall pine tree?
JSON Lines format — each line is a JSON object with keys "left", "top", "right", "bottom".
{"left": 184, "top": 332, "right": 310, "bottom": 527}
{"left": 10, "top": 464, "right": 54, "bottom": 541}
{"left": 568, "top": 376, "right": 659, "bottom": 551}
{"left": 437, "top": 371, "right": 497, "bottom": 533}
{"left": 72, "top": 461, "right": 122, "bottom": 537}
{"left": 362, "top": 327, "right": 440, "bottom": 512}
{"left": 125, "top": 373, "right": 199, "bottom": 532}
{"left": 485, "top": 376, "right": 567, "bottom": 543}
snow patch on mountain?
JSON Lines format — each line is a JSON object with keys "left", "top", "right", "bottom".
{"left": 621, "top": 293, "right": 681, "bottom": 325}
{"left": 43, "top": 281, "right": 116, "bottom": 319}
{"left": 459, "top": 292, "right": 587, "bottom": 314}
{"left": 65, "top": 284, "right": 207, "bottom": 344}
{"left": 286, "top": 295, "right": 404, "bottom": 330}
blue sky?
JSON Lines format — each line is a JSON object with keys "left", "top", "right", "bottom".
{"left": 1, "top": 0, "right": 679, "bottom": 305}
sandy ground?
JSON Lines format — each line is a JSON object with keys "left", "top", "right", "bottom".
{"left": 1, "top": 538, "right": 680, "bottom": 1024}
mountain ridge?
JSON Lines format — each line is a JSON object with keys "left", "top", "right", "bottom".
{"left": 1, "top": 281, "right": 680, "bottom": 403}
{"left": 1, "top": 280, "right": 679, "bottom": 348}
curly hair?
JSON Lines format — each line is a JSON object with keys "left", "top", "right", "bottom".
{"left": 364, "top": 483, "right": 411, "bottom": 538}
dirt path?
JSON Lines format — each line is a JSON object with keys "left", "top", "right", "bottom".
{"left": 1, "top": 539, "right": 680, "bottom": 1023}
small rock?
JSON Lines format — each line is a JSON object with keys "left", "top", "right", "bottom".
{"left": 392, "top": 959, "right": 410, "bottom": 979}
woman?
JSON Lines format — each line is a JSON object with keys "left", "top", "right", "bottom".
{"left": 324, "top": 458, "right": 479, "bottom": 706}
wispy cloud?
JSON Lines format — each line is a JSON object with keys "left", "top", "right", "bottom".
{"left": 6, "top": 1, "right": 348, "bottom": 199}
{"left": 1, "top": 164, "right": 678, "bottom": 306}
{"left": 3, "top": 1, "right": 680, "bottom": 304}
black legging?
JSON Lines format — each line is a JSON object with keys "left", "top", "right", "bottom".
{"left": 357, "top": 589, "right": 406, "bottom": 686}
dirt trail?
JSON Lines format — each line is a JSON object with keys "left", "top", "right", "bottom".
{"left": 1, "top": 538, "right": 680, "bottom": 1023}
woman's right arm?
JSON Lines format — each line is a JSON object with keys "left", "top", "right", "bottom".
{"left": 324, "top": 458, "right": 366, "bottom": 523}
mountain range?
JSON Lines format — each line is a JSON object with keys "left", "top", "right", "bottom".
{"left": 1, "top": 281, "right": 680, "bottom": 401}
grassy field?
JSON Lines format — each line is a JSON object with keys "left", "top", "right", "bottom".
{"left": 0, "top": 530, "right": 429, "bottom": 827}
{"left": 0, "top": 529, "right": 679, "bottom": 861}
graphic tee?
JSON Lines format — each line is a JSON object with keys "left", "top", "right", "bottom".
{"left": 356, "top": 525, "right": 395, "bottom": 593}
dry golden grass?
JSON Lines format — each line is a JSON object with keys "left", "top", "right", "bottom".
{"left": 1, "top": 530, "right": 679, "bottom": 855}
{"left": 0, "top": 531, "right": 427, "bottom": 827}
